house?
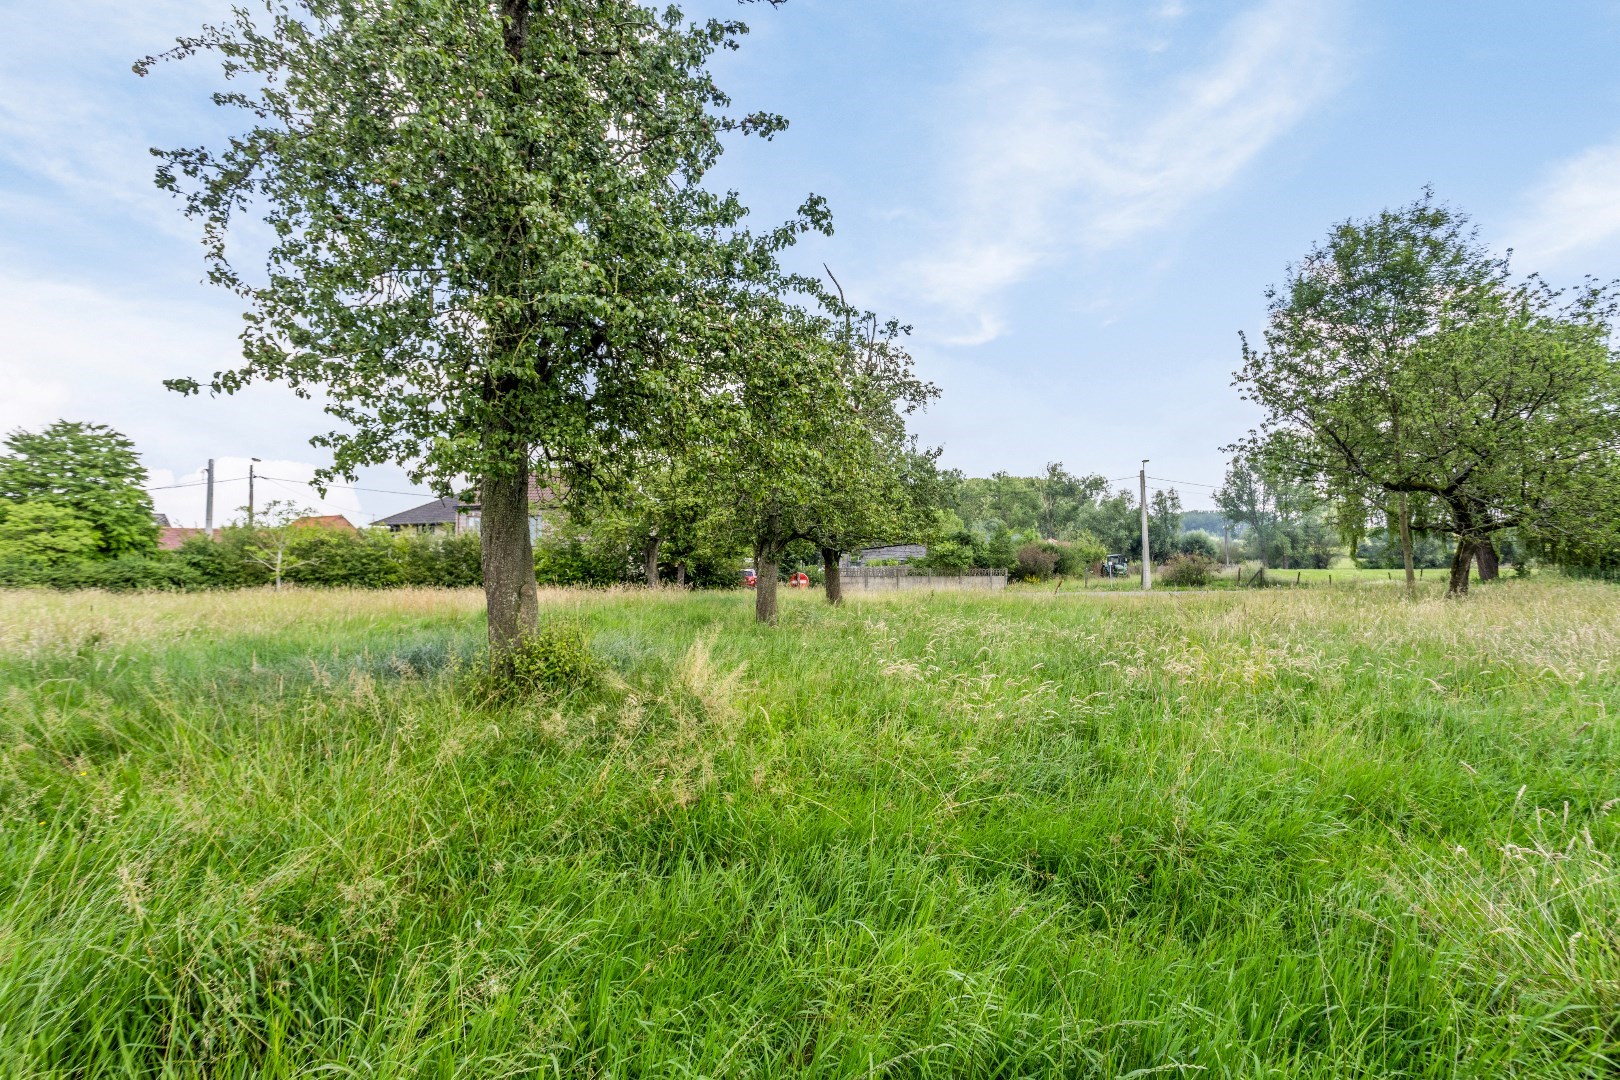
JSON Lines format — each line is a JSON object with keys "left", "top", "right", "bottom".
{"left": 290, "top": 514, "right": 358, "bottom": 531}
{"left": 375, "top": 479, "right": 551, "bottom": 541}
{"left": 374, "top": 496, "right": 460, "bottom": 533}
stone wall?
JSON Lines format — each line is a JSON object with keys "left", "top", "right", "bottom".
{"left": 840, "top": 567, "right": 1008, "bottom": 592}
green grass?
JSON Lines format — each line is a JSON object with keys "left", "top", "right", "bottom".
{"left": 1, "top": 582, "right": 1617, "bottom": 1076}
{"left": 1059, "top": 563, "right": 1489, "bottom": 592}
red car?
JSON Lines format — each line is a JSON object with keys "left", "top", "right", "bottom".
{"left": 742, "top": 568, "right": 757, "bottom": 588}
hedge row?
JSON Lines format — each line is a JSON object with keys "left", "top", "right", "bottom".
{"left": 0, "top": 526, "right": 744, "bottom": 592}
{"left": 0, "top": 528, "right": 481, "bottom": 591}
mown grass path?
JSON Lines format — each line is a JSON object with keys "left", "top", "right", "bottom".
{"left": 0, "top": 583, "right": 1616, "bottom": 1076}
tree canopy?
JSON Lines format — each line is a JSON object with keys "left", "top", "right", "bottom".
{"left": 142, "top": 0, "right": 823, "bottom": 647}
{"left": 0, "top": 421, "right": 157, "bottom": 559}
{"left": 1233, "top": 192, "right": 1620, "bottom": 594}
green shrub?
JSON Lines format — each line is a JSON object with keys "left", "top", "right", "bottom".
{"left": 1058, "top": 532, "right": 1106, "bottom": 576}
{"left": 1014, "top": 541, "right": 1061, "bottom": 581}
{"left": 1160, "top": 552, "right": 1217, "bottom": 587}
{"left": 485, "top": 622, "right": 598, "bottom": 696}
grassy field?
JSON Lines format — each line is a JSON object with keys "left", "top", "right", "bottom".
{"left": 1063, "top": 563, "right": 1477, "bottom": 592}
{"left": 1, "top": 581, "right": 1617, "bottom": 1077}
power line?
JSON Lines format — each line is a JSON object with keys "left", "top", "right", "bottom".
{"left": 258, "top": 475, "right": 442, "bottom": 499}
{"left": 144, "top": 475, "right": 246, "bottom": 491}
{"left": 1148, "top": 476, "right": 1220, "bottom": 490}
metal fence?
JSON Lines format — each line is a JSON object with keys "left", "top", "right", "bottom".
{"left": 838, "top": 567, "right": 1008, "bottom": 592}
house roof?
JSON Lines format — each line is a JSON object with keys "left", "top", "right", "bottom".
{"left": 459, "top": 478, "right": 554, "bottom": 511}
{"left": 157, "top": 526, "right": 204, "bottom": 551}
{"left": 291, "top": 514, "right": 357, "bottom": 531}
{"left": 153, "top": 512, "right": 172, "bottom": 528}
{"left": 374, "top": 495, "right": 462, "bottom": 527}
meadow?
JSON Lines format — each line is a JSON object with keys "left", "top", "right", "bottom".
{"left": 0, "top": 580, "right": 1616, "bottom": 1077}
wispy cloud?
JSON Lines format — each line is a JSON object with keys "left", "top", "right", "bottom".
{"left": 1505, "top": 137, "right": 1620, "bottom": 273}
{"left": 900, "top": 0, "right": 1347, "bottom": 344}
{"left": 0, "top": 1, "right": 223, "bottom": 240}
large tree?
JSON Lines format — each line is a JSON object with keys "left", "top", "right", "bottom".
{"left": 141, "top": 0, "right": 819, "bottom": 651}
{"left": 0, "top": 421, "right": 157, "bottom": 558}
{"left": 1233, "top": 193, "right": 1620, "bottom": 595}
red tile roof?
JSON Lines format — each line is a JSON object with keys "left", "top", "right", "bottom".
{"left": 290, "top": 515, "right": 357, "bottom": 531}
{"left": 157, "top": 526, "right": 205, "bottom": 551}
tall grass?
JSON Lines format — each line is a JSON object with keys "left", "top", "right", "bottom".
{"left": 0, "top": 581, "right": 1615, "bottom": 1076}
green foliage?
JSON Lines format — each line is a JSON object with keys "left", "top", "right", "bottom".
{"left": 1176, "top": 529, "right": 1220, "bottom": 559}
{"left": 0, "top": 421, "right": 156, "bottom": 557}
{"left": 1, "top": 583, "right": 1616, "bottom": 1074}
{"left": 0, "top": 528, "right": 483, "bottom": 592}
{"left": 1159, "top": 552, "right": 1217, "bottom": 587}
{"left": 1235, "top": 191, "right": 1620, "bottom": 593}
{"left": 1148, "top": 488, "right": 1182, "bottom": 560}
{"left": 482, "top": 621, "right": 597, "bottom": 697}
{"left": 142, "top": 0, "right": 825, "bottom": 641}
{"left": 1014, "top": 541, "right": 1060, "bottom": 581}
{"left": 534, "top": 529, "right": 637, "bottom": 587}
{"left": 1217, "top": 454, "right": 1339, "bottom": 569}
{"left": 1357, "top": 529, "right": 1453, "bottom": 570}
{"left": 1060, "top": 530, "right": 1106, "bottom": 574}
{"left": 0, "top": 503, "right": 102, "bottom": 566}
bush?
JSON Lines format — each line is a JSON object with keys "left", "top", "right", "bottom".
{"left": 1014, "top": 541, "right": 1061, "bottom": 581}
{"left": 1059, "top": 532, "right": 1106, "bottom": 576}
{"left": 1177, "top": 530, "right": 1220, "bottom": 559}
{"left": 1160, "top": 553, "right": 1217, "bottom": 587}
{"left": 0, "top": 553, "right": 200, "bottom": 590}
{"left": 484, "top": 622, "right": 597, "bottom": 696}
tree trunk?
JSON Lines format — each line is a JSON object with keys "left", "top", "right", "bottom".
{"left": 642, "top": 532, "right": 661, "bottom": 588}
{"left": 674, "top": 561, "right": 687, "bottom": 587}
{"left": 822, "top": 547, "right": 842, "bottom": 605}
{"left": 481, "top": 464, "right": 540, "bottom": 653}
{"left": 754, "top": 544, "right": 780, "bottom": 625}
{"left": 1447, "top": 535, "right": 1474, "bottom": 597}
{"left": 1397, "top": 493, "right": 1416, "bottom": 598}
{"left": 1475, "top": 538, "right": 1500, "bottom": 581}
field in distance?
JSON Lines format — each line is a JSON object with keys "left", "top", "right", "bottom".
{"left": 1, "top": 582, "right": 1616, "bottom": 1076}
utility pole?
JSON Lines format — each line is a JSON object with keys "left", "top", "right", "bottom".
{"left": 248, "top": 457, "right": 262, "bottom": 526}
{"left": 1139, "top": 459, "right": 1152, "bottom": 592}
{"left": 1223, "top": 523, "right": 1230, "bottom": 568}
{"left": 204, "top": 458, "right": 216, "bottom": 539}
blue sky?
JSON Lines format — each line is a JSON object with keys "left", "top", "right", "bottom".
{"left": 3, "top": 1, "right": 1619, "bottom": 525}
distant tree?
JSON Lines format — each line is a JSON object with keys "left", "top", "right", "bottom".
{"left": 243, "top": 501, "right": 318, "bottom": 591}
{"left": 1217, "top": 454, "right": 1303, "bottom": 573}
{"left": 1176, "top": 530, "right": 1219, "bottom": 559}
{"left": 800, "top": 278, "right": 939, "bottom": 604}
{"left": 0, "top": 421, "right": 157, "bottom": 558}
{"left": 1148, "top": 488, "right": 1183, "bottom": 563}
{"left": 1234, "top": 193, "right": 1620, "bottom": 595}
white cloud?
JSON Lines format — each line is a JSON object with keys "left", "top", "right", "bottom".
{"left": 899, "top": 0, "right": 1346, "bottom": 343}
{"left": 0, "top": 2, "right": 227, "bottom": 239}
{"left": 1505, "top": 137, "right": 1620, "bottom": 272}
{"left": 0, "top": 269, "right": 409, "bottom": 523}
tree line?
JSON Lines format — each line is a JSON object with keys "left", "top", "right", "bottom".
{"left": 137, "top": 0, "right": 952, "bottom": 637}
